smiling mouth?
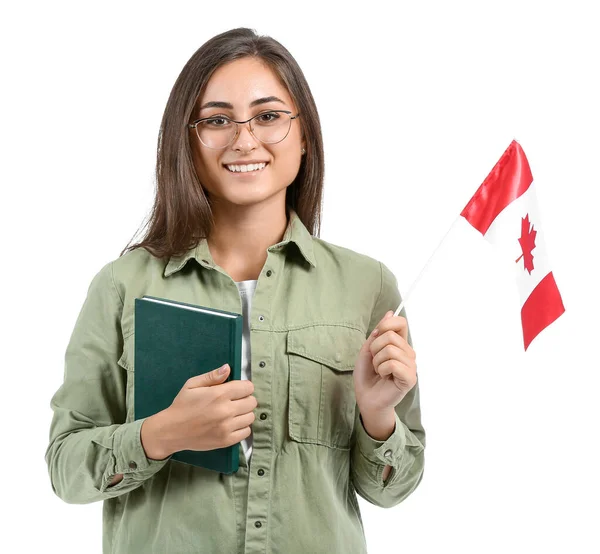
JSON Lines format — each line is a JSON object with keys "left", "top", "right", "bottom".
{"left": 223, "top": 162, "right": 269, "bottom": 174}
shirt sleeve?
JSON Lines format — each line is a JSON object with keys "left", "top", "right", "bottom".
{"left": 45, "top": 261, "right": 171, "bottom": 504}
{"left": 350, "top": 260, "right": 426, "bottom": 509}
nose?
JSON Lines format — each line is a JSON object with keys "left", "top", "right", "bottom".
{"left": 231, "top": 121, "right": 259, "bottom": 152}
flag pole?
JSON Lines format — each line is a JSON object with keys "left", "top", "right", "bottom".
{"left": 393, "top": 214, "right": 462, "bottom": 317}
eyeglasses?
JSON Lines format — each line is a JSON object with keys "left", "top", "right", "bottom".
{"left": 187, "top": 110, "right": 300, "bottom": 150}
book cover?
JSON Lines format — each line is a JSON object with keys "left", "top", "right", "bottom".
{"left": 133, "top": 295, "right": 243, "bottom": 474}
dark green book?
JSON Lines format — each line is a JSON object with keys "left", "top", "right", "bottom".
{"left": 133, "top": 295, "right": 243, "bottom": 474}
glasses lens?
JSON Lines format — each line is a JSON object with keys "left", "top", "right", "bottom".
{"left": 250, "top": 112, "right": 292, "bottom": 144}
{"left": 197, "top": 117, "right": 237, "bottom": 149}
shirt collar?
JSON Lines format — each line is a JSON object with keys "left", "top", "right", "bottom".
{"left": 163, "top": 207, "right": 317, "bottom": 277}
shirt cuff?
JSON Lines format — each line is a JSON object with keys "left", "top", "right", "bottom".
{"left": 109, "top": 418, "right": 172, "bottom": 483}
{"left": 357, "top": 411, "right": 407, "bottom": 469}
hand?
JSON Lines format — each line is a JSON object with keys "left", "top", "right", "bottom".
{"left": 354, "top": 310, "right": 417, "bottom": 414}
{"left": 141, "top": 364, "right": 257, "bottom": 459}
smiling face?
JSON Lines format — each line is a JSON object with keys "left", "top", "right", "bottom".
{"left": 190, "top": 57, "right": 305, "bottom": 210}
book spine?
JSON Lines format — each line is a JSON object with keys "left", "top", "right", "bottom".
{"left": 229, "top": 316, "right": 243, "bottom": 474}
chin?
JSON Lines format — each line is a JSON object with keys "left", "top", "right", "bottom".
{"left": 219, "top": 189, "right": 281, "bottom": 207}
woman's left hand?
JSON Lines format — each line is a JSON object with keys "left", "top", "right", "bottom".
{"left": 354, "top": 310, "right": 418, "bottom": 414}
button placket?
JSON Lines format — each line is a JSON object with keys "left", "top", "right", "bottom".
{"left": 244, "top": 254, "right": 279, "bottom": 542}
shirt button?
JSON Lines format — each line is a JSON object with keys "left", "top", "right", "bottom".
{"left": 334, "top": 352, "right": 342, "bottom": 362}
{"left": 266, "top": 270, "right": 273, "bottom": 277}
{"left": 259, "top": 361, "right": 265, "bottom": 368}
{"left": 255, "top": 521, "right": 262, "bottom": 528}
{"left": 260, "top": 413, "right": 267, "bottom": 420}
{"left": 384, "top": 450, "right": 392, "bottom": 458}
{"left": 128, "top": 461, "right": 138, "bottom": 469}
{"left": 258, "top": 315, "right": 265, "bottom": 322}
{"left": 258, "top": 469, "right": 265, "bottom": 476}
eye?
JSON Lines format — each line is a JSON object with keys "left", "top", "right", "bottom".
{"left": 256, "top": 111, "right": 280, "bottom": 123}
{"left": 204, "top": 116, "right": 231, "bottom": 127}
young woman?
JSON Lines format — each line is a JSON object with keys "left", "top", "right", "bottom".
{"left": 45, "top": 27, "right": 426, "bottom": 554}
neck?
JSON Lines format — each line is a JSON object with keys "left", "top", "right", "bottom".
{"left": 207, "top": 200, "right": 289, "bottom": 281}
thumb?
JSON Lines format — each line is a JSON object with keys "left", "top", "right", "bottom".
{"left": 186, "top": 364, "right": 230, "bottom": 388}
{"left": 380, "top": 310, "right": 394, "bottom": 324}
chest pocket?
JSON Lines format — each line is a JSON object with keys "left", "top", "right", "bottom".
{"left": 116, "top": 332, "right": 135, "bottom": 424}
{"left": 287, "top": 325, "right": 364, "bottom": 450}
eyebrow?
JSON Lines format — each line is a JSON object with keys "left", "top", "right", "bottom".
{"left": 199, "top": 96, "right": 286, "bottom": 111}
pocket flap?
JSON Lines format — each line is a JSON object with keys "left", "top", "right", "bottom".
{"left": 287, "top": 325, "right": 365, "bottom": 371}
{"left": 117, "top": 334, "right": 134, "bottom": 372}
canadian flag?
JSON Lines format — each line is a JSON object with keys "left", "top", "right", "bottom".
{"left": 460, "top": 140, "right": 565, "bottom": 350}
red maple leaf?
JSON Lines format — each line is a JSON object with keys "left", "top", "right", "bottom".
{"left": 515, "top": 213, "right": 536, "bottom": 274}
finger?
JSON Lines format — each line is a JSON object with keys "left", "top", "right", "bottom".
{"left": 371, "top": 331, "right": 414, "bottom": 360}
{"left": 373, "top": 314, "right": 409, "bottom": 343}
{"left": 230, "top": 394, "right": 258, "bottom": 416}
{"left": 380, "top": 310, "right": 394, "bottom": 324}
{"left": 380, "top": 361, "right": 417, "bottom": 390}
{"left": 231, "top": 411, "right": 256, "bottom": 432}
{"left": 363, "top": 319, "right": 385, "bottom": 353}
{"left": 230, "top": 426, "right": 253, "bottom": 444}
{"left": 223, "top": 379, "right": 255, "bottom": 400}
{"left": 365, "top": 310, "right": 394, "bottom": 346}
{"left": 372, "top": 344, "right": 415, "bottom": 373}
{"left": 377, "top": 359, "right": 411, "bottom": 380}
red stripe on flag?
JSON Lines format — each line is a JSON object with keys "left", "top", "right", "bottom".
{"left": 461, "top": 140, "right": 533, "bottom": 235}
{"left": 521, "top": 271, "right": 565, "bottom": 350}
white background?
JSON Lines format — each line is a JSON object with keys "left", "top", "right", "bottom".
{"left": 2, "top": 1, "right": 598, "bottom": 552}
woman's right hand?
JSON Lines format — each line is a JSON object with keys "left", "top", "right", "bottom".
{"left": 141, "top": 363, "right": 257, "bottom": 459}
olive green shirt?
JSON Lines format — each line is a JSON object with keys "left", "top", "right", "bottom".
{"left": 45, "top": 208, "right": 426, "bottom": 554}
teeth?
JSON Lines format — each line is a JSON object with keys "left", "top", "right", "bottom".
{"left": 226, "top": 162, "right": 267, "bottom": 173}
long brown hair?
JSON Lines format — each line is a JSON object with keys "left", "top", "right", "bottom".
{"left": 120, "top": 27, "right": 325, "bottom": 260}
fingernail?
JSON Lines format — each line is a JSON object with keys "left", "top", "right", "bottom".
{"left": 218, "top": 364, "right": 229, "bottom": 374}
{"left": 371, "top": 328, "right": 379, "bottom": 337}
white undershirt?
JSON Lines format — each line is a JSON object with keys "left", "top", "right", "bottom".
{"left": 234, "top": 279, "right": 258, "bottom": 465}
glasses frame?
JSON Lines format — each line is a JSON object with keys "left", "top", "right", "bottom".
{"left": 187, "top": 109, "right": 301, "bottom": 150}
